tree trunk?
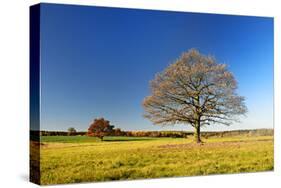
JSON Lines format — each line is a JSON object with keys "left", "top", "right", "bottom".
{"left": 193, "top": 96, "right": 202, "bottom": 143}
{"left": 194, "top": 121, "right": 202, "bottom": 143}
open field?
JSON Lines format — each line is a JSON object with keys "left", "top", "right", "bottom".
{"left": 40, "top": 136, "right": 158, "bottom": 143}
{"left": 36, "top": 135, "right": 274, "bottom": 185}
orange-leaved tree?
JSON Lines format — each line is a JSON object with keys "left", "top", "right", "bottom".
{"left": 87, "top": 118, "right": 115, "bottom": 141}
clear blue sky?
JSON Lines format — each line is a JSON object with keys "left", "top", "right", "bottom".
{"left": 40, "top": 3, "right": 273, "bottom": 131}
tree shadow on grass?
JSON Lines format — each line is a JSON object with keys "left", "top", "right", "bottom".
{"left": 103, "top": 138, "right": 156, "bottom": 142}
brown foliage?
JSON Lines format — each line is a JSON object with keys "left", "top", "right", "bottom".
{"left": 87, "top": 118, "right": 115, "bottom": 140}
{"left": 143, "top": 49, "right": 247, "bottom": 143}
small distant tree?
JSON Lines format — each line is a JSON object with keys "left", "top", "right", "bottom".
{"left": 143, "top": 49, "right": 247, "bottom": 143}
{"left": 87, "top": 118, "right": 115, "bottom": 140}
{"left": 67, "top": 127, "right": 76, "bottom": 136}
{"left": 114, "top": 128, "right": 122, "bottom": 136}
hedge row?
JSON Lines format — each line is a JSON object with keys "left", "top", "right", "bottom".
{"left": 32, "top": 129, "right": 273, "bottom": 139}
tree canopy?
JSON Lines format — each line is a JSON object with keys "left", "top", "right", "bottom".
{"left": 67, "top": 127, "right": 77, "bottom": 136}
{"left": 143, "top": 49, "right": 247, "bottom": 143}
{"left": 87, "top": 118, "right": 115, "bottom": 140}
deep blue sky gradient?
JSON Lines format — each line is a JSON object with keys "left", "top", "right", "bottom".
{"left": 40, "top": 3, "right": 274, "bottom": 131}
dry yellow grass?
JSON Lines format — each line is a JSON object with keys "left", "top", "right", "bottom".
{"left": 39, "top": 135, "right": 273, "bottom": 185}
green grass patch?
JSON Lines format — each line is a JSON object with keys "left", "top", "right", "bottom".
{"left": 40, "top": 136, "right": 164, "bottom": 143}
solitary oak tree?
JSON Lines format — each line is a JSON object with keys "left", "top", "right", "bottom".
{"left": 87, "top": 118, "right": 115, "bottom": 141}
{"left": 143, "top": 49, "right": 247, "bottom": 143}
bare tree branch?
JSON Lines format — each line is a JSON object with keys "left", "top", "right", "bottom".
{"left": 142, "top": 49, "right": 247, "bottom": 143}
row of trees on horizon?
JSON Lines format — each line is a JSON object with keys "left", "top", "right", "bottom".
{"left": 37, "top": 125, "right": 273, "bottom": 140}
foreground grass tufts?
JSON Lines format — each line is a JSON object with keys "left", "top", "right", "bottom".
{"left": 39, "top": 136, "right": 273, "bottom": 185}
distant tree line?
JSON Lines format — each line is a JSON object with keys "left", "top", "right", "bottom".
{"left": 32, "top": 117, "right": 273, "bottom": 140}
{"left": 38, "top": 130, "right": 86, "bottom": 136}
{"left": 35, "top": 129, "right": 273, "bottom": 138}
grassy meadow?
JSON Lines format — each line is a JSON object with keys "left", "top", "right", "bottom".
{"left": 37, "top": 134, "right": 274, "bottom": 185}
